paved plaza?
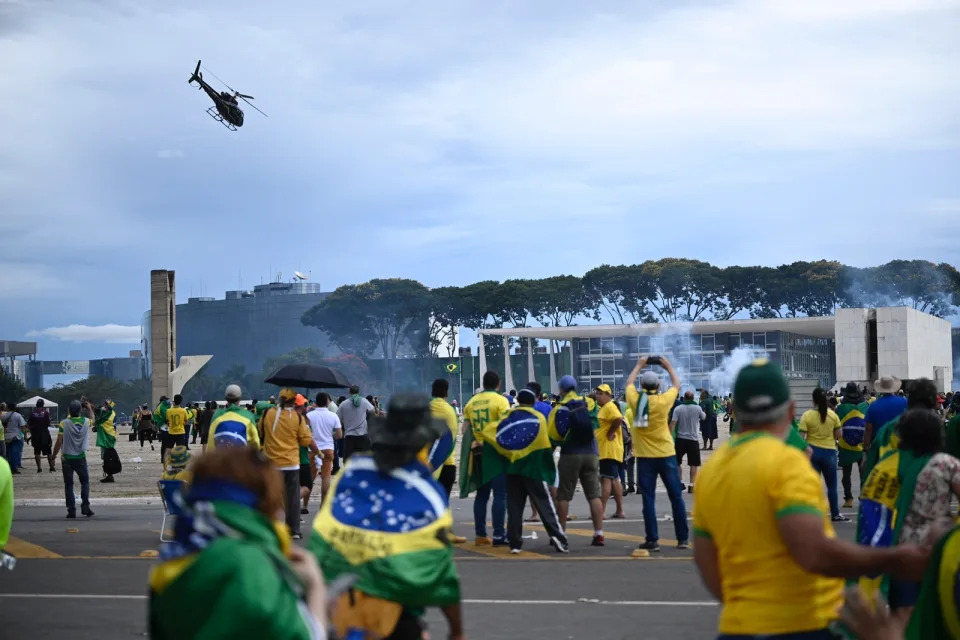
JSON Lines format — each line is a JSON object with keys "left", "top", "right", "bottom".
{"left": 2, "top": 476, "right": 862, "bottom": 640}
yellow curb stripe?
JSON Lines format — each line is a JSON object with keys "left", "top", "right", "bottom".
{"left": 527, "top": 524, "right": 678, "bottom": 546}
{"left": 5, "top": 536, "right": 62, "bottom": 559}
{"left": 456, "top": 545, "right": 550, "bottom": 559}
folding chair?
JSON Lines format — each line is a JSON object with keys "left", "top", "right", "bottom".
{"left": 158, "top": 479, "right": 185, "bottom": 543}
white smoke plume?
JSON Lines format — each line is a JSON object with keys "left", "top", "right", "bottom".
{"left": 707, "top": 345, "right": 769, "bottom": 397}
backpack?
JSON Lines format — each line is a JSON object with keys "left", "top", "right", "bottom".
{"left": 103, "top": 447, "right": 122, "bottom": 475}
{"left": 557, "top": 398, "right": 597, "bottom": 446}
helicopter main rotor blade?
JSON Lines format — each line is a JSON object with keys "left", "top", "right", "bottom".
{"left": 200, "top": 65, "right": 237, "bottom": 93}
{"left": 237, "top": 95, "right": 268, "bottom": 117}
{"left": 236, "top": 93, "right": 254, "bottom": 100}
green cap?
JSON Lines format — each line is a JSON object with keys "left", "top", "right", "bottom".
{"left": 733, "top": 358, "right": 791, "bottom": 424}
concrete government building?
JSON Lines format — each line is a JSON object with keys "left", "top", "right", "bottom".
{"left": 478, "top": 306, "right": 954, "bottom": 396}
{"left": 141, "top": 281, "right": 339, "bottom": 378}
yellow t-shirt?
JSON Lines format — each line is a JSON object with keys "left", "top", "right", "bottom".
{"left": 463, "top": 391, "right": 512, "bottom": 441}
{"left": 166, "top": 407, "right": 188, "bottom": 436}
{"left": 596, "top": 401, "right": 624, "bottom": 462}
{"left": 430, "top": 397, "right": 459, "bottom": 467}
{"left": 626, "top": 386, "right": 679, "bottom": 458}
{"left": 797, "top": 409, "right": 840, "bottom": 450}
{"left": 693, "top": 431, "right": 843, "bottom": 635}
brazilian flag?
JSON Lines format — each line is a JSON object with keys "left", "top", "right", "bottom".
{"left": 426, "top": 428, "right": 454, "bottom": 476}
{"left": 908, "top": 525, "right": 960, "bottom": 639}
{"left": 95, "top": 408, "right": 117, "bottom": 449}
{"left": 479, "top": 406, "right": 555, "bottom": 485}
{"left": 309, "top": 454, "right": 460, "bottom": 610}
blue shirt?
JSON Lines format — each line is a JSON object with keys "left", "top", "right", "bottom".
{"left": 534, "top": 401, "right": 553, "bottom": 421}
{"left": 865, "top": 395, "right": 908, "bottom": 433}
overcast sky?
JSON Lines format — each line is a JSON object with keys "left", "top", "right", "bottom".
{"left": 2, "top": 0, "right": 959, "bottom": 364}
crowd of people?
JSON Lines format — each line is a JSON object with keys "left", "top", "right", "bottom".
{"left": 3, "top": 356, "right": 960, "bottom": 639}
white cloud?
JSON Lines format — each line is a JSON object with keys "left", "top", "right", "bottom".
{"left": 928, "top": 198, "right": 960, "bottom": 214}
{"left": 27, "top": 324, "right": 141, "bottom": 344}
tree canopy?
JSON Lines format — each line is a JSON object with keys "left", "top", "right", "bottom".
{"left": 298, "top": 258, "right": 959, "bottom": 379}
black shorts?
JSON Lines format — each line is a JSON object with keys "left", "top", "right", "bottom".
{"left": 299, "top": 464, "right": 314, "bottom": 490}
{"left": 31, "top": 428, "right": 51, "bottom": 456}
{"left": 598, "top": 458, "right": 623, "bottom": 480}
{"left": 675, "top": 438, "right": 701, "bottom": 466}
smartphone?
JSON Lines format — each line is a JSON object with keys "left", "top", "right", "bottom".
{"left": 647, "top": 355, "right": 662, "bottom": 366}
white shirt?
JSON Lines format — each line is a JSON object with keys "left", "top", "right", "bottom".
{"left": 307, "top": 407, "right": 341, "bottom": 451}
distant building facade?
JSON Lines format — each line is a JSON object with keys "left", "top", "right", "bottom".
{"left": 141, "top": 281, "right": 338, "bottom": 377}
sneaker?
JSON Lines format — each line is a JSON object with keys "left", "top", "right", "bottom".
{"left": 687, "top": 485, "right": 694, "bottom": 495}
{"left": 452, "top": 535, "right": 468, "bottom": 544}
{"left": 292, "top": 533, "right": 303, "bottom": 540}
{"left": 300, "top": 507, "right": 309, "bottom": 515}
{"left": 100, "top": 476, "right": 115, "bottom": 483}
{"left": 66, "top": 511, "right": 76, "bottom": 519}
{"left": 82, "top": 509, "right": 95, "bottom": 517}
{"left": 638, "top": 540, "right": 661, "bottom": 552}
{"left": 679, "top": 482, "right": 686, "bottom": 491}
{"left": 475, "top": 536, "right": 493, "bottom": 546}
{"left": 492, "top": 537, "right": 508, "bottom": 547}
{"left": 591, "top": 534, "right": 605, "bottom": 547}
{"left": 677, "top": 540, "right": 690, "bottom": 550}
{"left": 832, "top": 514, "right": 850, "bottom": 522}
{"left": 550, "top": 536, "right": 570, "bottom": 554}
{"left": 842, "top": 498, "right": 853, "bottom": 509}
{"left": 510, "top": 548, "right": 522, "bottom": 555}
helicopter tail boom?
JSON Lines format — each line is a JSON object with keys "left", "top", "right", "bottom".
{"left": 188, "top": 59, "right": 202, "bottom": 85}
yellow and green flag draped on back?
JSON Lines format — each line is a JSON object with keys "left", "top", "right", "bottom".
{"left": 478, "top": 406, "right": 555, "bottom": 485}
{"left": 308, "top": 454, "right": 460, "bottom": 612}
{"left": 907, "top": 524, "right": 960, "bottom": 639}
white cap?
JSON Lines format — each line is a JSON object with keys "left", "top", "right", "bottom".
{"left": 225, "top": 384, "right": 243, "bottom": 401}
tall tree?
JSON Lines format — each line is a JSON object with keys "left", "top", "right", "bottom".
{"left": 846, "top": 260, "right": 959, "bottom": 317}
{"left": 456, "top": 280, "right": 502, "bottom": 330}
{"left": 718, "top": 265, "right": 768, "bottom": 320}
{"left": 427, "top": 286, "right": 462, "bottom": 357}
{"left": 582, "top": 264, "right": 656, "bottom": 324}
{"left": 302, "top": 279, "right": 432, "bottom": 390}
{"left": 491, "top": 279, "right": 536, "bottom": 328}
{"left": 529, "top": 276, "right": 594, "bottom": 328}
{"left": 640, "top": 258, "right": 724, "bottom": 322}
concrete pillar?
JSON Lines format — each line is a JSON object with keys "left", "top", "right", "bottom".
{"left": 569, "top": 340, "right": 575, "bottom": 380}
{"left": 503, "top": 336, "right": 515, "bottom": 393}
{"left": 526, "top": 338, "right": 535, "bottom": 388}
{"left": 150, "top": 270, "right": 176, "bottom": 407}
{"left": 548, "top": 339, "right": 558, "bottom": 394}
{"left": 477, "top": 333, "right": 487, "bottom": 391}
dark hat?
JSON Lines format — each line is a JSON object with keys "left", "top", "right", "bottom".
{"left": 733, "top": 358, "right": 791, "bottom": 423}
{"left": 841, "top": 382, "right": 863, "bottom": 402}
{"left": 36, "top": 399, "right": 44, "bottom": 407}
{"left": 368, "top": 392, "right": 445, "bottom": 450}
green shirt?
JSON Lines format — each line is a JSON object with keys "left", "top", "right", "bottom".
{"left": 299, "top": 445, "right": 309, "bottom": 465}
{"left": 786, "top": 421, "right": 809, "bottom": 453}
{"left": 0, "top": 457, "right": 12, "bottom": 549}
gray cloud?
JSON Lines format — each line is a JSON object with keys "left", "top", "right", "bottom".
{"left": 1, "top": 0, "right": 958, "bottom": 360}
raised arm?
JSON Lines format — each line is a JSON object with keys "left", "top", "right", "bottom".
{"left": 625, "top": 356, "right": 649, "bottom": 389}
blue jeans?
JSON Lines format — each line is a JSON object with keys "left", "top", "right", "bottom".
{"left": 637, "top": 456, "right": 689, "bottom": 543}
{"left": 474, "top": 473, "right": 506, "bottom": 539}
{"left": 809, "top": 446, "right": 840, "bottom": 518}
{"left": 62, "top": 457, "right": 91, "bottom": 514}
{"left": 6, "top": 438, "right": 23, "bottom": 470}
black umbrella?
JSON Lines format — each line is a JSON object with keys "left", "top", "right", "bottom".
{"left": 264, "top": 363, "right": 352, "bottom": 389}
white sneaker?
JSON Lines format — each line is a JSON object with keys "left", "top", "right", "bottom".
{"left": 510, "top": 548, "right": 522, "bottom": 555}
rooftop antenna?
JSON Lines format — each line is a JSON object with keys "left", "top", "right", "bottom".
{"left": 276, "top": 271, "right": 283, "bottom": 283}
{"left": 294, "top": 271, "right": 307, "bottom": 281}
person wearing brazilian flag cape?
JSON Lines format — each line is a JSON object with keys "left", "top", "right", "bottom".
{"left": 149, "top": 446, "right": 328, "bottom": 639}
{"left": 308, "top": 392, "right": 465, "bottom": 640}
{"left": 477, "top": 388, "right": 568, "bottom": 554}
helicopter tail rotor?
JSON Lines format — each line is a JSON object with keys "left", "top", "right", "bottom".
{"left": 189, "top": 59, "right": 202, "bottom": 85}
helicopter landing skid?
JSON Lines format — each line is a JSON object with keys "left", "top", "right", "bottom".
{"left": 206, "top": 107, "right": 237, "bottom": 131}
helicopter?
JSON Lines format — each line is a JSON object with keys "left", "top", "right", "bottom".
{"left": 188, "top": 60, "right": 267, "bottom": 130}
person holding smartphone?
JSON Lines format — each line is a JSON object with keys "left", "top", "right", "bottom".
{"left": 625, "top": 355, "right": 688, "bottom": 552}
